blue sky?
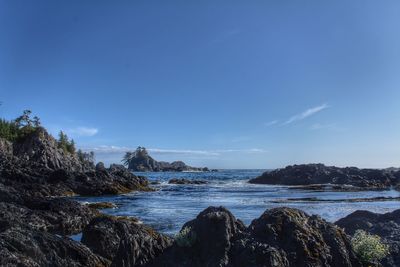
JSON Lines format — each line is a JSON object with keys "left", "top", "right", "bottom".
{"left": 1, "top": 1, "right": 400, "bottom": 168}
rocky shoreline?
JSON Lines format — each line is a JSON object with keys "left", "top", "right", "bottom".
{"left": 249, "top": 163, "right": 400, "bottom": 191}
{"left": 1, "top": 129, "right": 399, "bottom": 266}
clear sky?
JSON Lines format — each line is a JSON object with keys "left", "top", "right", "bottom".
{"left": 1, "top": 1, "right": 400, "bottom": 169}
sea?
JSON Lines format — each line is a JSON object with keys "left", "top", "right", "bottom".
{"left": 75, "top": 169, "right": 400, "bottom": 236}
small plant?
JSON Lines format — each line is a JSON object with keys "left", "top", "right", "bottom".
{"left": 175, "top": 226, "right": 196, "bottom": 247}
{"left": 351, "top": 230, "right": 389, "bottom": 265}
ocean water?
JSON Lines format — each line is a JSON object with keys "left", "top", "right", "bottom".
{"left": 76, "top": 169, "right": 400, "bottom": 235}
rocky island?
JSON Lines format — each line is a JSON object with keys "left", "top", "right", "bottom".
{"left": 249, "top": 163, "right": 400, "bottom": 190}
{"left": 122, "top": 146, "right": 209, "bottom": 172}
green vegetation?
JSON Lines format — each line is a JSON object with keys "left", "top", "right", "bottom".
{"left": 175, "top": 226, "right": 197, "bottom": 247}
{"left": 57, "top": 131, "right": 76, "bottom": 154}
{"left": 351, "top": 230, "right": 390, "bottom": 265}
{"left": 0, "top": 110, "right": 41, "bottom": 142}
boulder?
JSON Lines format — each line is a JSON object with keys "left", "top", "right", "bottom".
{"left": 81, "top": 216, "right": 172, "bottom": 264}
{"left": 150, "top": 206, "right": 245, "bottom": 267}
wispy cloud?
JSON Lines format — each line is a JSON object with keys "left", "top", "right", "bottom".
{"left": 284, "top": 104, "right": 329, "bottom": 125}
{"left": 67, "top": 127, "right": 99, "bottom": 137}
{"left": 83, "top": 145, "right": 266, "bottom": 156}
{"left": 264, "top": 120, "right": 278, "bottom": 127}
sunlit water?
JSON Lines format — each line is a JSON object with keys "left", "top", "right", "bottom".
{"left": 75, "top": 169, "right": 400, "bottom": 235}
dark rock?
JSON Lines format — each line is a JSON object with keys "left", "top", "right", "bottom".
{"left": 0, "top": 224, "right": 109, "bottom": 267}
{"left": 0, "top": 128, "right": 151, "bottom": 198}
{"left": 237, "top": 207, "right": 362, "bottom": 267}
{"left": 150, "top": 206, "right": 361, "bottom": 267}
{"left": 81, "top": 216, "right": 172, "bottom": 265}
{"left": 12, "top": 127, "right": 94, "bottom": 172}
{"left": 87, "top": 202, "right": 117, "bottom": 209}
{"left": 168, "top": 178, "right": 208, "bottom": 185}
{"left": 125, "top": 147, "right": 209, "bottom": 172}
{"left": 249, "top": 163, "right": 400, "bottom": 190}
{"left": 336, "top": 209, "right": 400, "bottom": 267}
{"left": 0, "top": 198, "right": 98, "bottom": 236}
{"left": 96, "top": 162, "right": 107, "bottom": 172}
{"left": 150, "top": 206, "right": 245, "bottom": 267}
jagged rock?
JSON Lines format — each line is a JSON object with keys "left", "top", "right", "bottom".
{"left": 249, "top": 163, "right": 399, "bottom": 190}
{"left": 336, "top": 209, "right": 400, "bottom": 267}
{"left": 81, "top": 216, "right": 172, "bottom": 265}
{"left": 125, "top": 147, "right": 209, "bottom": 172}
{"left": 0, "top": 198, "right": 98, "bottom": 236}
{"left": 13, "top": 127, "right": 93, "bottom": 172}
{"left": 71, "top": 165, "right": 150, "bottom": 196}
{"left": 0, "top": 155, "right": 150, "bottom": 198}
{"left": 0, "top": 224, "right": 109, "bottom": 267}
{"left": 168, "top": 178, "right": 208, "bottom": 185}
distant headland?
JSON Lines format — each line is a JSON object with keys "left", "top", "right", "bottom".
{"left": 122, "top": 146, "right": 209, "bottom": 172}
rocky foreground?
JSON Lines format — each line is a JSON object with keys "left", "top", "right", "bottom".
{"left": 249, "top": 163, "right": 400, "bottom": 190}
{"left": 1, "top": 129, "right": 399, "bottom": 266}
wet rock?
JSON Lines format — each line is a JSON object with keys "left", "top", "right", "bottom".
{"left": 336, "top": 209, "right": 400, "bottom": 267}
{"left": 249, "top": 164, "right": 399, "bottom": 190}
{"left": 87, "top": 202, "right": 117, "bottom": 209}
{"left": 82, "top": 216, "right": 172, "bottom": 264}
{"left": 168, "top": 178, "right": 208, "bottom": 185}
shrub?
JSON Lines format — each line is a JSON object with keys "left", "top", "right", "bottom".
{"left": 175, "top": 226, "right": 196, "bottom": 247}
{"left": 351, "top": 230, "right": 389, "bottom": 264}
